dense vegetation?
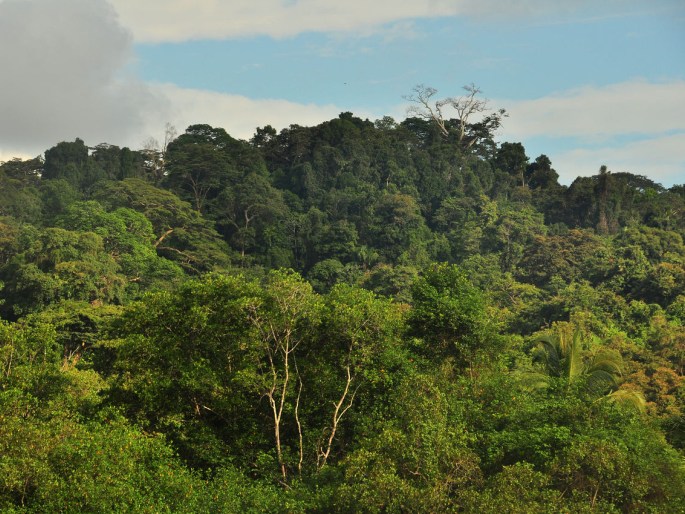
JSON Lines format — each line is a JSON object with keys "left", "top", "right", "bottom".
{"left": 1, "top": 110, "right": 684, "bottom": 512}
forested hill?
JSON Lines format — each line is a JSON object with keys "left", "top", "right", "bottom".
{"left": 1, "top": 113, "right": 684, "bottom": 512}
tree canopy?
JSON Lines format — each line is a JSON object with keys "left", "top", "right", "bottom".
{"left": 0, "top": 111, "right": 683, "bottom": 512}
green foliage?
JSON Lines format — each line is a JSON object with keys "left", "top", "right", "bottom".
{"left": 531, "top": 324, "right": 624, "bottom": 398}
{"left": 55, "top": 200, "right": 185, "bottom": 293}
{"left": 0, "top": 226, "right": 125, "bottom": 317}
{"left": 517, "top": 229, "right": 612, "bottom": 287}
{"left": 1, "top": 115, "right": 684, "bottom": 512}
{"left": 39, "top": 178, "right": 81, "bottom": 220}
{"left": 0, "top": 159, "right": 43, "bottom": 223}
{"left": 409, "top": 263, "right": 499, "bottom": 366}
{"left": 365, "top": 191, "right": 431, "bottom": 264}
{"left": 495, "top": 141, "right": 529, "bottom": 187}
{"left": 336, "top": 370, "right": 481, "bottom": 513}
{"left": 165, "top": 124, "right": 266, "bottom": 214}
{"left": 213, "top": 172, "right": 292, "bottom": 265}
{"left": 92, "top": 178, "right": 233, "bottom": 273}
{"left": 462, "top": 462, "right": 593, "bottom": 513}
{"left": 105, "top": 274, "right": 264, "bottom": 470}
{"left": 359, "top": 263, "right": 418, "bottom": 302}
{"left": 549, "top": 416, "right": 685, "bottom": 511}
{"left": 0, "top": 317, "right": 200, "bottom": 512}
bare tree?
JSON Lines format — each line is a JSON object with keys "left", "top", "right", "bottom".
{"left": 406, "top": 84, "right": 450, "bottom": 137}
{"left": 141, "top": 122, "right": 177, "bottom": 184}
{"left": 405, "top": 83, "right": 505, "bottom": 148}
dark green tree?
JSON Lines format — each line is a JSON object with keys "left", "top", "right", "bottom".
{"left": 409, "top": 263, "right": 499, "bottom": 369}
{"left": 93, "top": 179, "right": 233, "bottom": 273}
{"left": 495, "top": 142, "right": 529, "bottom": 188}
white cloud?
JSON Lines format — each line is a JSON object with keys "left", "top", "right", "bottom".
{"left": 134, "top": 83, "right": 361, "bottom": 145}
{"left": 108, "top": 0, "right": 638, "bottom": 43}
{"left": 108, "top": 0, "right": 455, "bottom": 42}
{"left": 0, "top": 0, "right": 165, "bottom": 157}
{"left": 500, "top": 80, "right": 685, "bottom": 141}
{"left": 496, "top": 80, "right": 685, "bottom": 186}
{"left": 0, "top": 150, "right": 35, "bottom": 163}
{"left": 3, "top": 0, "right": 681, "bottom": 192}
{"left": 552, "top": 133, "right": 685, "bottom": 186}
{"left": 0, "top": 0, "right": 366, "bottom": 159}
{"left": 149, "top": 79, "right": 682, "bottom": 187}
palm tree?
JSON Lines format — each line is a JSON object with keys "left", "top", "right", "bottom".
{"left": 534, "top": 328, "right": 620, "bottom": 395}
{"left": 523, "top": 324, "right": 645, "bottom": 411}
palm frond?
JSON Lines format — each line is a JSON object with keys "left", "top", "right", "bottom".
{"left": 584, "top": 369, "right": 620, "bottom": 396}
{"left": 515, "top": 369, "right": 551, "bottom": 392}
{"left": 532, "top": 335, "right": 562, "bottom": 376}
{"left": 529, "top": 326, "right": 637, "bottom": 403}
{"left": 566, "top": 330, "right": 584, "bottom": 382}
{"left": 605, "top": 388, "right": 647, "bottom": 414}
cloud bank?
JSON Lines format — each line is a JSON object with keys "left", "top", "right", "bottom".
{"left": 109, "top": 0, "right": 628, "bottom": 43}
{"left": 140, "top": 83, "right": 352, "bottom": 144}
{"left": 501, "top": 80, "right": 685, "bottom": 140}
{"left": 0, "top": 0, "right": 164, "bottom": 157}
{"left": 498, "top": 80, "right": 685, "bottom": 185}
{"left": 110, "top": 0, "right": 462, "bottom": 42}
{"left": 0, "top": 0, "right": 352, "bottom": 159}
{"left": 552, "top": 134, "right": 685, "bottom": 187}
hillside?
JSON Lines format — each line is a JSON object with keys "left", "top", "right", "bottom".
{"left": 1, "top": 113, "right": 684, "bottom": 512}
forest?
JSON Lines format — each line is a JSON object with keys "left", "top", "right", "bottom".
{"left": 1, "top": 108, "right": 684, "bottom": 512}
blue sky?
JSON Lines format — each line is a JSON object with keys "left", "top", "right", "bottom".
{"left": 1, "top": 0, "right": 684, "bottom": 185}
{"left": 133, "top": 10, "right": 682, "bottom": 104}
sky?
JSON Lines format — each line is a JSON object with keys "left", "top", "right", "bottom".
{"left": 1, "top": 0, "right": 684, "bottom": 186}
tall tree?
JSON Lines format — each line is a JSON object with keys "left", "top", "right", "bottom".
{"left": 495, "top": 142, "right": 529, "bottom": 188}
{"left": 165, "top": 124, "right": 267, "bottom": 214}
{"left": 405, "top": 83, "right": 506, "bottom": 149}
{"left": 92, "top": 179, "right": 233, "bottom": 273}
{"left": 595, "top": 165, "right": 614, "bottom": 235}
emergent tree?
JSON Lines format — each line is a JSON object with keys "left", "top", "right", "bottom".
{"left": 405, "top": 83, "right": 506, "bottom": 149}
